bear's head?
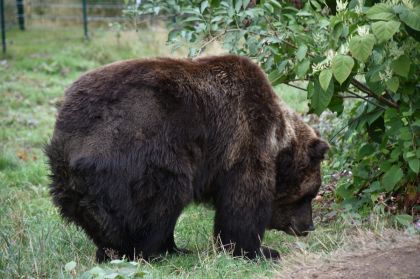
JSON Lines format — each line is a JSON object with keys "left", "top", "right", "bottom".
{"left": 268, "top": 113, "right": 329, "bottom": 236}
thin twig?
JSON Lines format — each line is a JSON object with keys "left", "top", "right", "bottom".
{"left": 199, "top": 28, "right": 242, "bottom": 54}
{"left": 329, "top": 108, "right": 384, "bottom": 141}
{"left": 286, "top": 82, "right": 307, "bottom": 91}
{"left": 329, "top": 118, "right": 357, "bottom": 142}
{"left": 339, "top": 95, "right": 358, "bottom": 98}
{"left": 199, "top": 31, "right": 226, "bottom": 53}
{"left": 346, "top": 90, "right": 388, "bottom": 110}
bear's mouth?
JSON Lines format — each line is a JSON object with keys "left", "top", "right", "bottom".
{"left": 267, "top": 223, "right": 310, "bottom": 236}
{"left": 284, "top": 225, "right": 309, "bottom": 237}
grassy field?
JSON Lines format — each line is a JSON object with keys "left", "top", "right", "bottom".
{"left": 0, "top": 26, "right": 382, "bottom": 279}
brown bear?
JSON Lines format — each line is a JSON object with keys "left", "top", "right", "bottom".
{"left": 45, "top": 55, "right": 328, "bottom": 262}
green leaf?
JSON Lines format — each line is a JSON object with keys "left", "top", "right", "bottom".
{"left": 319, "top": 69, "right": 332, "bottom": 91}
{"left": 310, "top": 79, "right": 333, "bottom": 115}
{"left": 210, "top": 15, "right": 224, "bottom": 23}
{"left": 391, "top": 55, "right": 410, "bottom": 77}
{"left": 399, "top": 6, "right": 420, "bottom": 31}
{"left": 211, "top": 0, "right": 221, "bottom": 7}
{"left": 364, "top": 181, "right": 382, "bottom": 193}
{"left": 269, "top": 0, "right": 282, "bottom": 9}
{"left": 188, "top": 47, "right": 199, "bottom": 57}
{"left": 336, "top": 182, "right": 354, "bottom": 199}
{"left": 182, "top": 16, "right": 203, "bottom": 22}
{"left": 412, "top": 119, "right": 420, "bottom": 131}
{"left": 354, "top": 165, "right": 369, "bottom": 179}
{"left": 358, "top": 144, "right": 375, "bottom": 158}
{"left": 400, "top": 127, "right": 412, "bottom": 140}
{"left": 223, "top": 30, "right": 242, "bottom": 51}
{"left": 366, "top": 109, "right": 384, "bottom": 126}
{"left": 328, "top": 96, "right": 344, "bottom": 115}
{"left": 87, "top": 266, "right": 106, "bottom": 277}
{"left": 235, "top": 0, "right": 243, "bottom": 12}
{"left": 382, "top": 165, "right": 403, "bottom": 191}
{"left": 296, "top": 60, "right": 310, "bottom": 79}
{"left": 65, "top": 261, "right": 77, "bottom": 272}
{"left": 268, "top": 69, "right": 286, "bottom": 86}
{"left": 370, "top": 192, "right": 381, "bottom": 202}
{"left": 110, "top": 259, "right": 125, "bottom": 264}
{"left": 332, "top": 55, "right": 354, "bottom": 84}
{"left": 405, "top": 151, "right": 416, "bottom": 159}
{"left": 167, "top": 29, "right": 179, "bottom": 42}
{"left": 331, "top": 23, "right": 344, "bottom": 48}
{"left": 247, "top": 37, "right": 259, "bottom": 56}
{"left": 108, "top": 273, "right": 125, "bottom": 279}
{"left": 408, "top": 158, "right": 420, "bottom": 174}
{"left": 200, "top": 1, "right": 209, "bottom": 13}
{"left": 366, "top": 4, "right": 397, "bottom": 21}
{"left": 296, "top": 45, "right": 308, "bottom": 61}
{"left": 307, "top": 81, "right": 314, "bottom": 99}
{"left": 386, "top": 76, "right": 399, "bottom": 92}
{"left": 395, "top": 214, "right": 413, "bottom": 227}
{"left": 372, "top": 20, "right": 401, "bottom": 43}
{"left": 296, "top": 11, "right": 313, "bottom": 16}
{"left": 264, "top": 2, "right": 274, "bottom": 13}
{"left": 349, "top": 35, "right": 375, "bottom": 62}
{"left": 133, "top": 271, "right": 148, "bottom": 278}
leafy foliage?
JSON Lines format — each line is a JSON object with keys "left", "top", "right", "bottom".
{"left": 129, "top": 0, "right": 420, "bottom": 215}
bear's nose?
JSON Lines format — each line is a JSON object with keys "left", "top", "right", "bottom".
{"left": 307, "top": 224, "right": 315, "bottom": 231}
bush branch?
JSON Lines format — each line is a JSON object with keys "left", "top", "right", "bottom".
{"left": 350, "top": 79, "right": 399, "bottom": 110}
{"left": 345, "top": 90, "right": 388, "bottom": 110}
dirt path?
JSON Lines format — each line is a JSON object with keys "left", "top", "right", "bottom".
{"left": 277, "top": 230, "right": 420, "bottom": 279}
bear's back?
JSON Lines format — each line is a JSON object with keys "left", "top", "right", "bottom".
{"left": 51, "top": 55, "right": 281, "bottom": 171}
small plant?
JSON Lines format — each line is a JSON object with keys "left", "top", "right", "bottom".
{"left": 64, "top": 260, "right": 151, "bottom": 279}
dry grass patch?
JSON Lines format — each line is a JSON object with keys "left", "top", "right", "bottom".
{"left": 276, "top": 228, "right": 420, "bottom": 279}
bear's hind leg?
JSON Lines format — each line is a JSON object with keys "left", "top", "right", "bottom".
{"left": 119, "top": 204, "right": 186, "bottom": 261}
{"left": 123, "top": 167, "right": 193, "bottom": 260}
{"left": 163, "top": 234, "right": 191, "bottom": 255}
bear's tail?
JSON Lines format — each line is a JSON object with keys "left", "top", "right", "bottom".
{"left": 44, "top": 138, "right": 86, "bottom": 220}
{"left": 44, "top": 138, "right": 69, "bottom": 193}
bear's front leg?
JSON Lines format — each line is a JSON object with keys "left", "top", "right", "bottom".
{"left": 214, "top": 164, "right": 280, "bottom": 260}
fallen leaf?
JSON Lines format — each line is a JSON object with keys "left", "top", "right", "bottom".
{"left": 16, "top": 151, "right": 29, "bottom": 161}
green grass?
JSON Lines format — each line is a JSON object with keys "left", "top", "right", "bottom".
{"left": 0, "top": 25, "right": 394, "bottom": 279}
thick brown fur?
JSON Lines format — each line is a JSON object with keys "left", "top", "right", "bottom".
{"left": 45, "top": 55, "right": 328, "bottom": 262}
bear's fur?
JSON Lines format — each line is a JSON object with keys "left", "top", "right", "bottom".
{"left": 45, "top": 55, "right": 328, "bottom": 261}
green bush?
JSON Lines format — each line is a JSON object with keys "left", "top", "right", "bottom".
{"left": 129, "top": 0, "right": 420, "bottom": 215}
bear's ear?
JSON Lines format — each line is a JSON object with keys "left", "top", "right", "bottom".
{"left": 309, "top": 139, "right": 329, "bottom": 162}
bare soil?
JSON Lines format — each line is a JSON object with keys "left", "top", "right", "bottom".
{"left": 277, "top": 230, "right": 420, "bottom": 279}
